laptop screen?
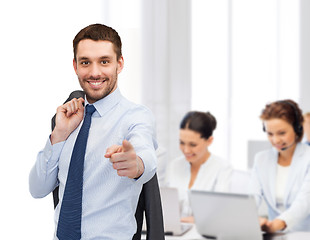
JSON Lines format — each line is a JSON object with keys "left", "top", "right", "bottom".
{"left": 189, "top": 190, "right": 263, "bottom": 240}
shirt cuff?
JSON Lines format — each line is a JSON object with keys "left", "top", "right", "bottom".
{"left": 276, "top": 213, "right": 294, "bottom": 232}
{"left": 135, "top": 149, "right": 156, "bottom": 184}
{"left": 44, "top": 136, "right": 65, "bottom": 167}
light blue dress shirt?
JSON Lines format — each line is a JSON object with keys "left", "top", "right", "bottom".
{"left": 29, "top": 88, "right": 157, "bottom": 240}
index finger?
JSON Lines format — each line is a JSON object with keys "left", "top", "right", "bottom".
{"left": 105, "top": 145, "right": 122, "bottom": 159}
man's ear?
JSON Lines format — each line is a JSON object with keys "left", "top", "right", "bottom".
{"left": 73, "top": 58, "right": 78, "bottom": 74}
{"left": 117, "top": 56, "right": 124, "bottom": 74}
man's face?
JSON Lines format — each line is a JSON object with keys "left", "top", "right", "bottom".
{"left": 73, "top": 39, "right": 124, "bottom": 103}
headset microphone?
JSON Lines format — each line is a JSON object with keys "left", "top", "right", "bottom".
{"left": 281, "top": 142, "right": 295, "bottom": 151}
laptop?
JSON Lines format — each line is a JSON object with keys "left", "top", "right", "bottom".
{"left": 159, "top": 187, "right": 193, "bottom": 236}
{"left": 189, "top": 190, "right": 273, "bottom": 240}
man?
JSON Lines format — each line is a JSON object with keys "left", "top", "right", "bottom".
{"left": 29, "top": 24, "right": 157, "bottom": 240}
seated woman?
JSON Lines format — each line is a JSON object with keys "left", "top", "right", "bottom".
{"left": 249, "top": 99, "right": 310, "bottom": 233}
{"left": 165, "top": 111, "right": 232, "bottom": 223}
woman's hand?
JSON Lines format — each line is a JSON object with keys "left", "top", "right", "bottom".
{"left": 181, "top": 216, "right": 195, "bottom": 223}
{"left": 259, "top": 217, "right": 286, "bottom": 233}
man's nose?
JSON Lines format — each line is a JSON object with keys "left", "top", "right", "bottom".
{"left": 89, "top": 63, "right": 102, "bottom": 78}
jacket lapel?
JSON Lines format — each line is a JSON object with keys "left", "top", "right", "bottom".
{"left": 267, "top": 149, "right": 278, "bottom": 210}
{"left": 283, "top": 143, "right": 303, "bottom": 206}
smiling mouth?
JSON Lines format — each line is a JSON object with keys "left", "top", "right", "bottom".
{"left": 89, "top": 81, "right": 103, "bottom": 86}
{"left": 87, "top": 79, "right": 107, "bottom": 87}
{"left": 274, "top": 144, "right": 285, "bottom": 149}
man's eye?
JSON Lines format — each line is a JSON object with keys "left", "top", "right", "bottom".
{"left": 101, "top": 60, "right": 108, "bottom": 64}
{"left": 81, "top": 61, "right": 89, "bottom": 65}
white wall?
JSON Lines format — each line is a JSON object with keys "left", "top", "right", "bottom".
{"left": 140, "top": 0, "right": 192, "bottom": 161}
{"left": 191, "top": 0, "right": 301, "bottom": 170}
{"left": 299, "top": 0, "right": 310, "bottom": 113}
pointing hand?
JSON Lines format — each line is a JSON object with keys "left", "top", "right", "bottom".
{"left": 105, "top": 140, "right": 144, "bottom": 179}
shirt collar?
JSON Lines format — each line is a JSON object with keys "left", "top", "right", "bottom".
{"left": 84, "top": 88, "right": 122, "bottom": 117}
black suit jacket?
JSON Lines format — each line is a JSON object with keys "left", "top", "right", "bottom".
{"left": 51, "top": 90, "right": 164, "bottom": 240}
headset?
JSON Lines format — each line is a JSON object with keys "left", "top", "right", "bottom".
{"left": 262, "top": 100, "right": 303, "bottom": 137}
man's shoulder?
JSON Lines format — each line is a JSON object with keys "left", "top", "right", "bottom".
{"left": 119, "top": 96, "right": 154, "bottom": 117}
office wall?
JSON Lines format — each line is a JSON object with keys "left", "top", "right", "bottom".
{"left": 300, "top": 0, "right": 310, "bottom": 113}
{"left": 140, "top": 0, "right": 192, "bottom": 162}
{"left": 191, "top": 0, "right": 301, "bottom": 170}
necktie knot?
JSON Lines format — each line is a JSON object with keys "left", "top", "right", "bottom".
{"left": 86, "top": 104, "right": 96, "bottom": 115}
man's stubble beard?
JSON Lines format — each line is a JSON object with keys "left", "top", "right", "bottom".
{"left": 79, "top": 71, "right": 118, "bottom": 103}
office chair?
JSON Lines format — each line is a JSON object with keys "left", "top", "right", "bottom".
{"left": 51, "top": 90, "right": 165, "bottom": 240}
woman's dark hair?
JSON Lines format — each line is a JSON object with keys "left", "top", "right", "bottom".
{"left": 180, "top": 111, "right": 217, "bottom": 139}
{"left": 260, "top": 99, "right": 304, "bottom": 142}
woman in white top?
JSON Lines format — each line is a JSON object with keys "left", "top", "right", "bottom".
{"left": 250, "top": 99, "right": 310, "bottom": 233}
{"left": 165, "top": 111, "right": 232, "bottom": 223}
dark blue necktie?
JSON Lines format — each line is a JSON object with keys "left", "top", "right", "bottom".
{"left": 57, "top": 104, "right": 96, "bottom": 240}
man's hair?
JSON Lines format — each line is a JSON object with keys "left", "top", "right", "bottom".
{"left": 73, "top": 23, "right": 122, "bottom": 61}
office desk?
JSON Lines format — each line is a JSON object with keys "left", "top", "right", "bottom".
{"left": 163, "top": 225, "right": 201, "bottom": 239}
{"left": 143, "top": 225, "right": 310, "bottom": 240}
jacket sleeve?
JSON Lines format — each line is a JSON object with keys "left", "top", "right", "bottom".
{"left": 248, "top": 154, "right": 264, "bottom": 208}
{"left": 277, "top": 166, "right": 310, "bottom": 230}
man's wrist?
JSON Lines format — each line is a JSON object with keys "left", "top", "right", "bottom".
{"left": 50, "top": 128, "right": 69, "bottom": 145}
{"left": 134, "top": 157, "right": 145, "bottom": 179}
